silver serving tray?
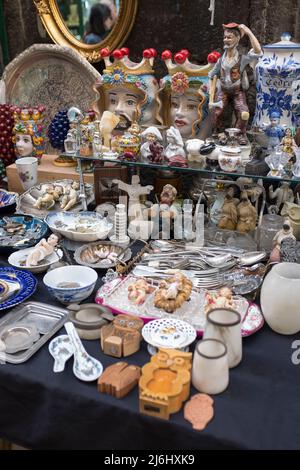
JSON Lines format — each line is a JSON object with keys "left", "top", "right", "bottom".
{"left": 0, "top": 301, "right": 69, "bottom": 363}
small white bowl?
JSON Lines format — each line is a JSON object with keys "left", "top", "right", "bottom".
{"left": 43, "top": 265, "right": 98, "bottom": 305}
{"left": 8, "top": 248, "right": 63, "bottom": 274}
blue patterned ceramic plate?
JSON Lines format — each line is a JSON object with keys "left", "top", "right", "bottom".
{"left": 0, "top": 267, "right": 37, "bottom": 311}
{"left": 0, "top": 214, "right": 48, "bottom": 250}
{"left": 0, "top": 190, "right": 18, "bottom": 213}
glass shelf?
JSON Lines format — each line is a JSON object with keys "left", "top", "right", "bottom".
{"left": 66, "top": 153, "right": 300, "bottom": 184}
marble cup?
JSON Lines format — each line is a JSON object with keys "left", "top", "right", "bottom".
{"left": 15, "top": 157, "right": 38, "bottom": 191}
{"left": 203, "top": 308, "right": 242, "bottom": 368}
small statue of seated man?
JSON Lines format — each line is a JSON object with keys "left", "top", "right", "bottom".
{"left": 26, "top": 234, "right": 59, "bottom": 267}
{"left": 60, "top": 181, "right": 80, "bottom": 211}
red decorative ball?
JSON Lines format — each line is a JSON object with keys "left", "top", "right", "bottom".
{"left": 149, "top": 48, "right": 157, "bottom": 57}
{"left": 100, "top": 47, "right": 110, "bottom": 57}
{"left": 174, "top": 52, "right": 186, "bottom": 64}
{"left": 161, "top": 50, "right": 172, "bottom": 60}
{"left": 143, "top": 49, "right": 152, "bottom": 59}
{"left": 112, "top": 49, "right": 124, "bottom": 60}
{"left": 207, "top": 51, "right": 221, "bottom": 63}
{"left": 120, "top": 47, "right": 129, "bottom": 56}
{"left": 180, "top": 49, "right": 190, "bottom": 58}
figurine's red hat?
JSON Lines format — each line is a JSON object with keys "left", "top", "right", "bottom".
{"left": 222, "top": 22, "right": 244, "bottom": 37}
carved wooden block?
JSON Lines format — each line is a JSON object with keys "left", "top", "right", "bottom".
{"left": 100, "top": 315, "right": 142, "bottom": 357}
{"left": 139, "top": 348, "right": 192, "bottom": 420}
{"left": 98, "top": 362, "right": 141, "bottom": 399}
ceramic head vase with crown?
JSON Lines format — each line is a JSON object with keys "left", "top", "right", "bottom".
{"left": 158, "top": 49, "right": 214, "bottom": 140}
{"left": 261, "top": 262, "right": 300, "bottom": 334}
{"left": 94, "top": 47, "right": 160, "bottom": 132}
{"left": 254, "top": 33, "right": 300, "bottom": 129}
{"left": 12, "top": 105, "right": 46, "bottom": 162}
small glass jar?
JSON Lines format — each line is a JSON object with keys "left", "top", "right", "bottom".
{"left": 258, "top": 214, "right": 284, "bottom": 252}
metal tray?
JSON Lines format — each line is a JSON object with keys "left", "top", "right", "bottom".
{"left": 0, "top": 301, "right": 69, "bottom": 363}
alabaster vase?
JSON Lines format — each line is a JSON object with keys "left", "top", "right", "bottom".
{"left": 261, "top": 263, "right": 300, "bottom": 334}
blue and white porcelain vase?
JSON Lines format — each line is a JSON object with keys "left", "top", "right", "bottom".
{"left": 253, "top": 33, "right": 300, "bottom": 129}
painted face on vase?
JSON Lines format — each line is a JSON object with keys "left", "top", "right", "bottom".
{"left": 15, "top": 133, "right": 34, "bottom": 158}
{"left": 106, "top": 86, "right": 142, "bottom": 131}
{"left": 170, "top": 91, "right": 202, "bottom": 138}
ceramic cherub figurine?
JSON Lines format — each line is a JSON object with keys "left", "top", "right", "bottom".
{"left": 269, "top": 182, "right": 294, "bottom": 214}
{"left": 146, "top": 184, "right": 178, "bottom": 221}
{"left": 26, "top": 234, "right": 59, "bottom": 267}
{"left": 217, "top": 187, "right": 238, "bottom": 230}
{"left": 270, "top": 219, "right": 296, "bottom": 263}
{"left": 165, "top": 126, "right": 187, "bottom": 167}
{"left": 236, "top": 191, "right": 257, "bottom": 232}
{"left": 140, "top": 126, "right": 163, "bottom": 161}
{"left": 208, "top": 23, "right": 262, "bottom": 140}
{"left": 34, "top": 185, "right": 63, "bottom": 210}
{"left": 60, "top": 181, "right": 80, "bottom": 211}
{"left": 205, "top": 287, "right": 234, "bottom": 314}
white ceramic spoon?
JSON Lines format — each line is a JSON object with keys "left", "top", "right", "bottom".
{"left": 49, "top": 335, "right": 74, "bottom": 373}
{"left": 64, "top": 322, "right": 103, "bottom": 382}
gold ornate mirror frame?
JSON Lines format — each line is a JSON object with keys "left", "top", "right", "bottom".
{"left": 33, "top": 0, "right": 138, "bottom": 63}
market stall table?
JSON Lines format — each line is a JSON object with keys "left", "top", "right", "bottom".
{"left": 0, "top": 255, "right": 299, "bottom": 450}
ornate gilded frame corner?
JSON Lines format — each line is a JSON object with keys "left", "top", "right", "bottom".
{"left": 34, "top": 0, "right": 138, "bottom": 63}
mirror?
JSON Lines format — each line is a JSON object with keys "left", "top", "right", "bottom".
{"left": 34, "top": 0, "right": 138, "bottom": 62}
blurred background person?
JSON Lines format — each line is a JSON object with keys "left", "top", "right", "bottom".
{"left": 84, "top": 2, "right": 113, "bottom": 44}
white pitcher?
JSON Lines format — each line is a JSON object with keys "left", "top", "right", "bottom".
{"left": 261, "top": 262, "right": 300, "bottom": 334}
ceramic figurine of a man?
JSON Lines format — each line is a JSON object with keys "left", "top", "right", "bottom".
{"left": 262, "top": 111, "right": 286, "bottom": 152}
{"left": 209, "top": 23, "right": 262, "bottom": 141}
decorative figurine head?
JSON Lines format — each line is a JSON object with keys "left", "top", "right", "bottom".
{"left": 160, "top": 184, "right": 177, "bottom": 205}
{"left": 12, "top": 106, "right": 45, "bottom": 160}
{"left": 95, "top": 48, "right": 160, "bottom": 131}
{"left": 222, "top": 23, "right": 243, "bottom": 51}
{"left": 166, "top": 126, "right": 184, "bottom": 147}
{"left": 270, "top": 111, "right": 281, "bottom": 127}
{"left": 159, "top": 49, "right": 213, "bottom": 139}
{"left": 141, "top": 126, "right": 162, "bottom": 143}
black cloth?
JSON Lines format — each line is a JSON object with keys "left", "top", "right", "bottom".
{"left": 0, "top": 255, "right": 299, "bottom": 450}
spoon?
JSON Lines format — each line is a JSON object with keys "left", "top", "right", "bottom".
{"left": 64, "top": 322, "right": 103, "bottom": 382}
{"left": 48, "top": 334, "right": 74, "bottom": 373}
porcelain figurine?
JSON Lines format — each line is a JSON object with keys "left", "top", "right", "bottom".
{"left": 60, "top": 181, "right": 80, "bottom": 211}
{"left": 140, "top": 126, "right": 163, "bottom": 161}
{"left": 208, "top": 23, "right": 262, "bottom": 139}
{"left": 261, "top": 111, "right": 286, "bottom": 152}
{"left": 26, "top": 234, "right": 59, "bottom": 267}
{"left": 165, "top": 126, "right": 187, "bottom": 167}
{"left": 34, "top": 185, "right": 63, "bottom": 210}
{"left": 99, "top": 111, "right": 120, "bottom": 150}
{"left": 253, "top": 33, "right": 300, "bottom": 129}
{"left": 280, "top": 127, "right": 298, "bottom": 158}
{"left": 236, "top": 191, "right": 257, "bottom": 232}
{"left": 185, "top": 139, "right": 205, "bottom": 164}
{"left": 281, "top": 201, "right": 300, "bottom": 239}
{"left": 64, "top": 128, "right": 77, "bottom": 154}
{"left": 217, "top": 187, "right": 238, "bottom": 230}
{"left": 270, "top": 219, "right": 296, "bottom": 263}
{"left": 159, "top": 49, "right": 213, "bottom": 139}
{"left": 95, "top": 48, "right": 160, "bottom": 131}
{"left": 269, "top": 182, "right": 294, "bottom": 214}
{"left": 147, "top": 184, "right": 178, "bottom": 220}
{"left": 12, "top": 106, "right": 45, "bottom": 162}
{"left": 154, "top": 271, "right": 193, "bottom": 313}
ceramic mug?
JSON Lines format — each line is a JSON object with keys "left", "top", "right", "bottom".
{"left": 203, "top": 308, "right": 242, "bottom": 368}
{"left": 15, "top": 157, "right": 38, "bottom": 191}
{"left": 192, "top": 338, "right": 229, "bottom": 394}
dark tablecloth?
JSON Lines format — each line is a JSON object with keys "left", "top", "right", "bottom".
{"left": 0, "top": 255, "right": 299, "bottom": 450}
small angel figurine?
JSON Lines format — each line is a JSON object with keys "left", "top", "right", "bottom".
{"left": 26, "top": 234, "right": 59, "bottom": 267}
{"left": 60, "top": 181, "right": 80, "bottom": 211}
{"left": 280, "top": 127, "right": 298, "bottom": 159}
{"left": 165, "top": 126, "right": 187, "bottom": 167}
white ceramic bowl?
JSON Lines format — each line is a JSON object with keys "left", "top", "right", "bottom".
{"left": 45, "top": 211, "right": 113, "bottom": 242}
{"left": 43, "top": 265, "right": 98, "bottom": 305}
{"left": 8, "top": 248, "right": 63, "bottom": 274}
